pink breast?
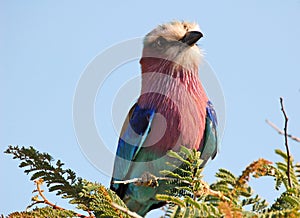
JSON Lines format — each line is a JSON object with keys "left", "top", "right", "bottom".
{"left": 138, "top": 91, "right": 207, "bottom": 155}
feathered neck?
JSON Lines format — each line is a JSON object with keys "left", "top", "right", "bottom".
{"left": 140, "top": 57, "right": 198, "bottom": 77}
{"left": 138, "top": 57, "right": 207, "bottom": 111}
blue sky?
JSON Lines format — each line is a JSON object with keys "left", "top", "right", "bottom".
{"left": 1, "top": 1, "right": 300, "bottom": 217}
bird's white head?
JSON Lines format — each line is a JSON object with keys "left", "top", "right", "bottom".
{"left": 142, "top": 21, "right": 204, "bottom": 71}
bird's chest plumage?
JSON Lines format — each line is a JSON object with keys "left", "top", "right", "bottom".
{"left": 138, "top": 72, "right": 208, "bottom": 154}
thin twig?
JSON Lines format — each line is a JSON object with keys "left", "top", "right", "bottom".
{"left": 112, "top": 176, "right": 177, "bottom": 184}
{"left": 280, "top": 97, "right": 292, "bottom": 188}
{"left": 112, "top": 172, "right": 191, "bottom": 187}
{"left": 195, "top": 180, "right": 230, "bottom": 202}
{"left": 113, "top": 177, "right": 147, "bottom": 185}
{"left": 31, "top": 179, "right": 94, "bottom": 218}
{"left": 35, "top": 179, "right": 64, "bottom": 210}
{"left": 266, "top": 119, "right": 300, "bottom": 142}
{"left": 113, "top": 173, "right": 231, "bottom": 203}
{"left": 111, "top": 202, "right": 143, "bottom": 218}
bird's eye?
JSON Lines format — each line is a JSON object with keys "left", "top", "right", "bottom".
{"left": 152, "top": 37, "right": 167, "bottom": 48}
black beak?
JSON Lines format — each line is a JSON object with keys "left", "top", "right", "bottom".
{"left": 180, "top": 31, "right": 203, "bottom": 46}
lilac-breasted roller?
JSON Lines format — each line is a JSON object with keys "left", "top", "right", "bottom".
{"left": 110, "top": 21, "right": 218, "bottom": 216}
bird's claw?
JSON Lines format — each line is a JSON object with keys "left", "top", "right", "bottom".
{"left": 134, "top": 171, "right": 159, "bottom": 187}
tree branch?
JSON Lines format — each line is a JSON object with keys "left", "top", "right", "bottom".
{"left": 30, "top": 179, "right": 94, "bottom": 218}
{"left": 266, "top": 120, "right": 300, "bottom": 143}
{"left": 112, "top": 171, "right": 191, "bottom": 187}
{"left": 280, "top": 97, "right": 292, "bottom": 188}
{"left": 195, "top": 180, "right": 230, "bottom": 202}
{"left": 112, "top": 172, "right": 230, "bottom": 202}
{"left": 34, "top": 179, "right": 65, "bottom": 211}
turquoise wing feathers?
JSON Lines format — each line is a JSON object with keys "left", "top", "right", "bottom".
{"left": 200, "top": 100, "right": 218, "bottom": 166}
{"left": 110, "top": 104, "right": 155, "bottom": 192}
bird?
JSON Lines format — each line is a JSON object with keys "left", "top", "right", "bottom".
{"left": 110, "top": 21, "right": 218, "bottom": 216}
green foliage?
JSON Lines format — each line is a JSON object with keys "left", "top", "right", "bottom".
{"left": 3, "top": 145, "right": 300, "bottom": 218}
{"left": 7, "top": 207, "right": 76, "bottom": 218}
{"left": 75, "top": 180, "right": 130, "bottom": 218}
{"left": 157, "top": 147, "right": 221, "bottom": 217}
{"left": 158, "top": 146, "right": 300, "bottom": 218}
{"left": 4, "top": 145, "right": 131, "bottom": 218}
{"left": 4, "top": 145, "right": 82, "bottom": 199}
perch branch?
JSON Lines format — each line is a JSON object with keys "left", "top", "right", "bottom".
{"left": 266, "top": 120, "right": 300, "bottom": 143}
{"left": 280, "top": 97, "right": 292, "bottom": 188}
{"left": 113, "top": 172, "right": 230, "bottom": 202}
{"left": 112, "top": 171, "right": 191, "bottom": 187}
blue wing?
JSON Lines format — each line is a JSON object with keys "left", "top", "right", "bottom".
{"left": 110, "top": 103, "right": 155, "bottom": 191}
{"left": 199, "top": 100, "right": 218, "bottom": 166}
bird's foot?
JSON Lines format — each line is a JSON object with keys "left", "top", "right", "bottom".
{"left": 134, "top": 171, "right": 159, "bottom": 187}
